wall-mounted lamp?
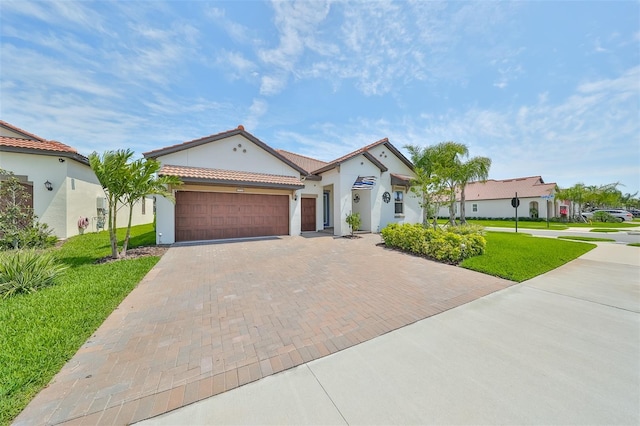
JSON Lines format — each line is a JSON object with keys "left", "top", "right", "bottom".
{"left": 294, "top": 193, "right": 298, "bottom": 201}
{"left": 44, "top": 180, "right": 53, "bottom": 191}
{"left": 58, "top": 158, "right": 65, "bottom": 163}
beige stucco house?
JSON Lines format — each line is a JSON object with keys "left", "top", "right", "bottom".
{"left": 0, "top": 120, "right": 152, "bottom": 239}
{"left": 144, "top": 125, "right": 422, "bottom": 244}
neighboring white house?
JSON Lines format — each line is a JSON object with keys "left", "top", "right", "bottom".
{"left": 0, "top": 120, "right": 152, "bottom": 239}
{"left": 144, "top": 125, "right": 422, "bottom": 244}
{"left": 437, "top": 176, "right": 557, "bottom": 219}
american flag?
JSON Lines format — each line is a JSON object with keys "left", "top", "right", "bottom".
{"left": 352, "top": 176, "right": 376, "bottom": 190}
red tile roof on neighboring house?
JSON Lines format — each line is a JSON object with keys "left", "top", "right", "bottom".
{"left": 159, "top": 164, "right": 305, "bottom": 189}
{"left": 0, "top": 120, "right": 47, "bottom": 141}
{"left": 462, "top": 176, "right": 556, "bottom": 201}
{"left": 0, "top": 136, "right": 78, "bottom": 154}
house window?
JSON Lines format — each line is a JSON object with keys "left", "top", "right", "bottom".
{"left": 472, "top": 204, "right": 477, "bottom": 212}
{"left": 394, "top": 190, "right": 404, "bottom": 214}
{"left": 142, "top": 197, "right": 146, "bottom": 215}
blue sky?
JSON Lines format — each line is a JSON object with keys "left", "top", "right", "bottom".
{"left": 1, "top": 1, "right": 639, "bottom": 195}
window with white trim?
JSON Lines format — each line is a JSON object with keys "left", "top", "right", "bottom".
{"left": 394, "top": 190, "right": 404, "bottom": 214}
{"left": 472, "top": 204, "right": 477, "bottom": 212}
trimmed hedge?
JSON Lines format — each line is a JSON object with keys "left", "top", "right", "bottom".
{"left": 380, "top": 223, "right": 486, "bottom": 264}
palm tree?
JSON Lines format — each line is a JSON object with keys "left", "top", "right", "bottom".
{"left": 458, "top": 156, "right": 491, "bottom": 224}
{"left": 89, "top": 150, "right": 134, "bottom": 258}
{"left": 90, "top": 150, "right": 182, "bottom": 258}
{"left": 405, "top": 144, "right": 447, "bottom": 228}
{"left": 120, "top": 158, "right": 182, "bottom": 256}
{"left": 430, "top": 141, "right": 468, "bottom": 226}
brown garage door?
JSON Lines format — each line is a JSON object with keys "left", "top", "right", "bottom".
{"left": 175, "top": 191, "right": 289, "bottom": 241}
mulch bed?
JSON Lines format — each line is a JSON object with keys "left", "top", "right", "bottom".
{"left": 95, "top": 246, "right": 169, "bottom": 264}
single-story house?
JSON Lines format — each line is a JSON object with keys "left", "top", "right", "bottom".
{"left": 143, "top": 125, "right": 421, "bottom": 244}
{"left": 438, "top": 176, "right": 557, "bottom": 219}
{"left": 0, "top": 120, "right": 152, "bottom": 239}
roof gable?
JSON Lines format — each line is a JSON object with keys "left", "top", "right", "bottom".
{"left": 311, "top": 138, "right": 413, "bottom": 174}
{"left": 143, "top": 125, "right": 309, "bottom": 176}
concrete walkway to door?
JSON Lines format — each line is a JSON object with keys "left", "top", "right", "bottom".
{"left": 14, "top": 234, "right": 514, "bottom": 425}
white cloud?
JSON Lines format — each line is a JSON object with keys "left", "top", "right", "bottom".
{"left": 244, "top": 98, "right": 268, "bottom": 131}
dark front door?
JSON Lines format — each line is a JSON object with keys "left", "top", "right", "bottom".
{"left": 301, "top": 198, "right": 316, "bottom": 232}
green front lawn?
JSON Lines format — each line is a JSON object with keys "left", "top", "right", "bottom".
{"left": 557, "top": 236, "right": 615, "bottom": 242}
{"left": 451, "top": 219, "right": 640, "bottom": 230}
{"left": 0, "top": 224, "right": 160, "bottom": 426}
{"left": 461, "top": 232, "right": 596, "bottom": 282}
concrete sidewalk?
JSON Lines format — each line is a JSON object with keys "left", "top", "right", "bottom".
{"left": 140, "top": 243, "right": 640, "bottom": 425}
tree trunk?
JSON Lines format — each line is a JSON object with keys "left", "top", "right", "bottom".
{"left": 460, "top": 186, "right": 467, "bottom": 225}
{"left": 108, "top": 196, "right": 119, "bottom": 259}
{"left": 120, "top": 203, "right": 135, "bottom": 257}
{"left": 422, "top": 193, "right": 429, "bottom": 227}
{"left": 448, "top": 198, "right": 456, "bottom": 226}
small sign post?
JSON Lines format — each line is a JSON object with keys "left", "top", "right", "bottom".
{"left": 511, "top": 192, "right": 520, "bottom": 232}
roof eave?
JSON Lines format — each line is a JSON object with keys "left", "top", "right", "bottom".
{"left": 163, "top": 176, "right": 304, "bottom": 190}
{"left": 0, "top": 146, "right": 89, "bottom": 165}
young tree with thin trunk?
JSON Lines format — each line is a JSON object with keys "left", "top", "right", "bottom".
{"left": 89, "top": 150, "right": 182, "bottom": 259}
{"left": 120, "top": 158, "right": 181, "bottom": 256}
{"left": 89, "top": 150, "right": 133, "bottom": 258}
{"left": 458, "top": 156, "right": 491, "bottom": 224}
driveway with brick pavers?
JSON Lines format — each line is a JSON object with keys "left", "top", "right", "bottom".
{"left": 15, "top": 234, "right": 514, "bottom": 425}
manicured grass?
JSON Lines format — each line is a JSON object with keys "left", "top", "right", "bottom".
{"left": 557, "top": 236, "right": 615, "bottom": 242}
{"left": 0, "top": 224, "right": 159, "bottom": 426}
{"left": 589, "top": 228, "right": 619, "bottom": 233}
{"left": 455, "top": 219, "right": 640, "bottom": 230}
{"left": 461, "top": 232, "right": 595, "bottom": 282}
{"left": 629, "top": 243, "right": 640, "bottom": 247}
{"left": 443, "top": 219, "right": 570, "bottom": 230}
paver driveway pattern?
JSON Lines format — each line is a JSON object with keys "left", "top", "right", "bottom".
{"left": 14, "top": 234, "right": 514, "bottom": 425}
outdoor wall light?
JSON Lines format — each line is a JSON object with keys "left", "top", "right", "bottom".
{"left": 44, "top": 180, "right": 53, "bottom": 191}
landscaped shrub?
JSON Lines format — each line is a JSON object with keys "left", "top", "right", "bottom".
{"left": 591, "top": 211, "right": 618, "bottom": 223}
{"left": 0, "top": 250, "right": 68, "bottom": 298}
{"left": 345, "top": 212, "right": 362, "bottom": 236}
{"left": 381, "top": 223, "right": 486, "bottom": 264}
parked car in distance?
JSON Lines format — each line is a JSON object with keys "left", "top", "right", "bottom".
{"left": 582, "top": 209, "right": 634, "bottom": 222}
{"left": 629, "top": 208, "right": 640, "bottom": 218}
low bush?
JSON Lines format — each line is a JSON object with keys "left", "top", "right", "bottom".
{"left": 380, "top": 223, "right": 486, "bottom": 264}
{"left": 591, "top": 211, "right": 619, "bottom": 223}
{"left": 0, "top": 250, "right": 68, "bottom": 298}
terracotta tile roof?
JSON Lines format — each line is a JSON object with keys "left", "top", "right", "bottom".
{"left": 0, "top": 120, "right": 47, "bottom": 141}
{"left": 462, "top": 176, "right": 556, "bottom": 201}
{"left": 160, "top": 164, "right": 304, "bottom": 189}
{"left": 276, "top": 149, "right": 328, "bottom": 174}
{"left": 0, "top": 136, "right": 79, "bottom": 154}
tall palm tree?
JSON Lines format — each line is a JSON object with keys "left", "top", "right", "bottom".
{"left": 458, "top": 156, "right": 491, "bottom": 224}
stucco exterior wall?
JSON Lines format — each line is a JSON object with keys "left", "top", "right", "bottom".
{"left": 1, "top": 151, "right": 153, "bottom": 239}
{"left": 156, "top": 134, "right": 300, "bottom": 178}
{"left": 438, "top": 197, "right": 553, "bottom": 219}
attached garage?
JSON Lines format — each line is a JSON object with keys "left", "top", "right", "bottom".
{"left": 175, "top": 191, "right": 290, "bottom": 242}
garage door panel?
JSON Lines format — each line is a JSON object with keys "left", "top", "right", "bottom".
{"left": 175, "top": 191, "right": 289, "bottom": 242}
